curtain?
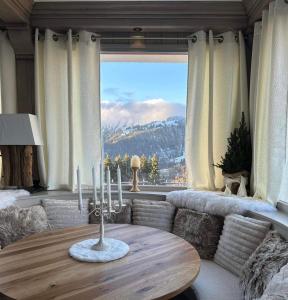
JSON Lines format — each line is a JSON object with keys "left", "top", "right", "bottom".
{"left": 250, "top": 0, "right": 288, "bottom": 205}
{"left": 0, "top": 31, "right": 17, "bottom": 113}
{"left": 185, "top": 30, "right": 248, "bottom": 190}
{"left": 35, "top": 29, "right": 101, "bottom": 190}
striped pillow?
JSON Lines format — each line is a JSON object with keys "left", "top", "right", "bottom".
{"left": 42, "top": 199, "right": 89, "bottom": 229}
{"left": 214, "top": 214, "right": 270, "bottom": 276}
{"left": 132, "top": 200, "right": 175, "bottom": 232}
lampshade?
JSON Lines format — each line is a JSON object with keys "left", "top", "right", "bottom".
{"left": 0, "top": 114, "right": 43, "bottom": 145}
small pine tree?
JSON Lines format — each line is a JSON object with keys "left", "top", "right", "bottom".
{"left": 104, "top": 154, "right": 112, "bottom": 169}
{"left": 123, "top": 153, "right": 131, "bottom": 182}
{"left": 140, "top": 154, "right": 149, "bottom": 183}
{"left": 215, "top": 113, "right": 252, "bottom": 174}
{"left": 149, "top": 154, "right": 160, "bottom": 184}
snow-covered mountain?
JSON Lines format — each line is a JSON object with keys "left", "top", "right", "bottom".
{"left": 103, "top": 116, "right": 185, "bottom": 168}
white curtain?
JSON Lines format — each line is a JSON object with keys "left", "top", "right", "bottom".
{"left": 185, "top": 30, "right": 248, "bottom": 190}
{"left": 0, "top": 31, "right": 17, "bottom": 113}
{"left": 35, "top": 29, "right": 101, "bottom": 190}
{"left": 250, "top": 0, "right": 288, "bottom": 205}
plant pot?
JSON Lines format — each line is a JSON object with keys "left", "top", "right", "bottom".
{"left": 222, "top": 171, "right": 250, "bottom": 195}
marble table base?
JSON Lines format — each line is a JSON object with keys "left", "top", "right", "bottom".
{"left": 69, "top": 238, "right": 129, "bottom": 263}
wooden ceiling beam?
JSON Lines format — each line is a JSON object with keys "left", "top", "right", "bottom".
{"left": 0, "top": 0, "right": 33, "bottom": 24}
{"left": 243, "top": 0, "right": 273, "bottom": 24}
{"left": 31, "top": 1, "right": 248, "bottom": 33}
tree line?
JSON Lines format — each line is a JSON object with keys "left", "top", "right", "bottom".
{"left": 104, "top": 154, "right": 160, "bottom": 184}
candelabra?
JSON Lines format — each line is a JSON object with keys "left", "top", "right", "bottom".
{"left": 89, "top": 184, "right": 125, "bottom": 251}
{"left": 69, "top": 165, "right": 130, "bottom": 263}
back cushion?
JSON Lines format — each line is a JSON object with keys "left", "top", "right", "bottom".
{"left": 240, "top": 231, "right": 288, "bottom": 300}
{"left": 132, "top": 200, "right": 175, "bottom": 232}
{"left": 214, "top": 214, "right": 270, "bottom": 276}
{"left": 42, "top": 199, "right": 89, "bottom": 229}
{"left": 0, "top": 205, "right": 48, "bottom": 248}
{"left": 173, "top": 208, "right": 224, "bottom": 259}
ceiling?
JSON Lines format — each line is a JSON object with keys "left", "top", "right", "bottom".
{"left": 0, "top": 0, "right": 271, "bottom": 54}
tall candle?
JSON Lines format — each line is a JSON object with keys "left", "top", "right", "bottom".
{"left": 92, "top": 165, "right": 97, "bottom": 207}
{"left": 77, "top": 166, "right": 83, "bottom": 212}
{"left": 107, "top": 166, "right": 112, "bottom": 212}
{"left": 131, "top": 155, "right": 140, "bottom": 168}
{"left": 117, "top": 165, "right": 123, "bottom": 206}
{"left": 100, "top": 161, "right": 104, "bottom": 206}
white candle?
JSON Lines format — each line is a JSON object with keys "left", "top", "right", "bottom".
{"left": 131, "top": 155, "right": 140, "bottom": 168}
{"left": 107, "top": 166, "right": 112, "bottom": 212}
{"left": 92, "top": 165, "right": 97, "bottom": 207}
{"left": 100, "top": 161, "right": 104, "bottom": 206}
{"left": 77, "top": 166, "right": 83, "bottom": 212}
{"left": 117, "top": 165, "right": 123, "bottom": 206}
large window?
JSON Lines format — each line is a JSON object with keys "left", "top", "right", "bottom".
{"left": 101, "top": 54, "right": 187, "bottom": 186}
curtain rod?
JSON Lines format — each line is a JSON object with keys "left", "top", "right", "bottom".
{"left": 49, "top": 34, "right": 232, "bottom": 43}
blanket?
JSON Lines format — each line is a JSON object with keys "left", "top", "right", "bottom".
{"left": 0, "top": 190, "right": 30, "bottom": 209}
{"left": 167, "top": 190, "right": 276, "bottom": 217}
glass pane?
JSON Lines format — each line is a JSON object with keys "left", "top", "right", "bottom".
{"left": 101, "top": 56, "right": 187, "bottom": 186}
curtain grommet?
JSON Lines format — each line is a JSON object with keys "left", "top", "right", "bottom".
{"left": 91, "top": 35, "right": 97, "bottom": 42}
{"left": 218, "top": 36, "right": 224, "bottom": 43}
{"left": 191, "top": 36, "right": 197, "bottom": 43}
{"left": 52, "top": 34, "right": 59, "bottom": 42}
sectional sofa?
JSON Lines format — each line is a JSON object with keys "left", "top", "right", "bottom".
{"left": 0, "top": 192, "right": 287, "bottom": 300}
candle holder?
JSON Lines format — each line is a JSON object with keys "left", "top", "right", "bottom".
{"left": 130, "top": 167, "right": 140, "bottom": 192}
{"left": 69, "top": 166, "right": 129, "bottom": 263}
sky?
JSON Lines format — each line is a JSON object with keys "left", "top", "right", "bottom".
{"left": 101, "top": 62, "right": 188, "bottom": 127}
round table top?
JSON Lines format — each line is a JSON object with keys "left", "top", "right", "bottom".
{"left": 0, "top": 224, "right": 200, "bottom": 300}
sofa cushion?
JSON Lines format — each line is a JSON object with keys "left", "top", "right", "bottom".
{"left": 42, "top": 199, "right": 89, "bottom": 229}
{"left": 132, "top": 200, "right": 175, "bottom": 232}
{"left": 259, "top": 262, "right": 288, "bottom": 300}
{"left": 173, "top": 208, "right": 224, "bottom": 259}
{"left": 0, "top": 205, "right": 48, "bottom": 248}
{"left": 89, "top": 199, "right": 132, "bottom": 224}
{"left": 183, "top": 259, "right": 243, "bottom": 300}
{"left": 240, "top": 230, "right": 288, "bottom": 300}
{"left": 214, "top": 214, "right": 270, "bottom": 276}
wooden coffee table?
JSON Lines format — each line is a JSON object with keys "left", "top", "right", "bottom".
{"left": 0, "top": 224, "right": 200, "bottom": 300}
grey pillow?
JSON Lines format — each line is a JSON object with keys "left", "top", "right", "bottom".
{"left": 173, "top": 208, "right": 224, "bottom": 259}
{"left": 42, "top": 199, "right": 89, "bottom": 229}
{"left": 259, "top": 262, "right": 288, "bottom": 300}
{"left": 132, "top": 199, "right": 175, "bottom": 232}
{"left": 214, "top": 214, "right": 270, "bottom": 276}
{"left": 0, "top": 205, "right": 48, "bottom": 248}
{"left": 89, "top": 199, "right": 132, "bottom": 224}
{"left": 240, "top": 231, "right": 288, "bottom": 300}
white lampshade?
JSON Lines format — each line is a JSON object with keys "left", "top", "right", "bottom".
{"left": 0, "top": 114, "right": 43, "bottom": 145}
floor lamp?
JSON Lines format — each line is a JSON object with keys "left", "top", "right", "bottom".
{"left": 0, "top": 114, "right": 43, "bottom": 189}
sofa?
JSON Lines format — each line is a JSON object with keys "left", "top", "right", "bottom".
{"left": 0, "top": 192, "right": 287, "bottom": 300}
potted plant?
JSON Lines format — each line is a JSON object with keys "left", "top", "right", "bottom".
{"left": 214, "top": 113, "right": 252, "bottom": 195}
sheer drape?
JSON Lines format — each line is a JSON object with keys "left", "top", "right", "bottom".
{"left": 250, "top": 0, "right": 288, "bottom": 205}
{"left": 35, "top": 29, "right": 101, "bottom": 190}
{"left": 0, "top": 31, "right": 17, "bottom": 113}
{"left": 185, "top": 30, "right": 248, "bottom": 190}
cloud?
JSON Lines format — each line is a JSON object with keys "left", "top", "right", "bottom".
{"left": 101, "top": 98, "right": 185, "bottom": 127}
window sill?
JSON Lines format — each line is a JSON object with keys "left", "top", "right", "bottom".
{"left": 247, "top": 209, "right": 288, "bottom": 240}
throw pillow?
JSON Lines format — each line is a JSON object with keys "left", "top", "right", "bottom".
{"left": 259, "top": 262, "right": 288, "bottom": 300}
{"left": 41, "top": 199, "right": 89, "bottom": 229}
{"left": 0, "top": 205, "right": 48, "bottom": 248}
{"left": 132, "top": 199, "right": 175, "bottom": 232}
{"left": 240, "top": 231, "right": 288, "bottom": 300}
{"left": 173, "top": 208, "right": 224, "bottom": 259}
{"left": 89, "top": 199, "right": 132, "bottom": 224}
{"left": 214, "top": 214, "right": 270, "bottom": 276}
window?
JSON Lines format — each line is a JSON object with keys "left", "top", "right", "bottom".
{"left": 101, "top": 54, "right": 187, "bottom": 186}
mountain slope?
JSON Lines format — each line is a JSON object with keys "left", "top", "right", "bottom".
{"left": 104, "top": 116, "right": 185, "bottom": 168}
